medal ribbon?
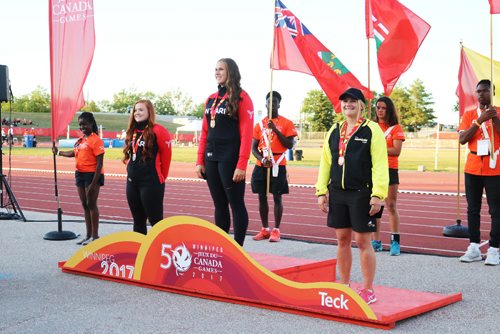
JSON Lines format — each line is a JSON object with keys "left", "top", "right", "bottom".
{"left": 210, "top": 94, "right": 227, "bottom": 123}
{"left": 132, "top": 130, "right": 144, "bottom": 157}
{"left": 338, "top": 118, "right": 364, "bottom": 159}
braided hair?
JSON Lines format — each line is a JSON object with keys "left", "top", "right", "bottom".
{"left": 78, "top": 112, "right": 98, "bottom": 134}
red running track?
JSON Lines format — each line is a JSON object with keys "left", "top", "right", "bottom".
{"left": 1, "top": 156, "right": 492, "bottom": 257}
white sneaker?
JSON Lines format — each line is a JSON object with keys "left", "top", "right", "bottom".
{"left": 484, "top": 247, "right": 500, "bottom": 266}
{"left": 459, "top": 244, "right": 482, "bottom": 263}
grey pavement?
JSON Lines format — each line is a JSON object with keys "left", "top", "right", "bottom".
{"left": 1, "top": 210, "right": 499, "bottom": 334}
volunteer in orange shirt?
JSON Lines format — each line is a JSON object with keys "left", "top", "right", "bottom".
{"left": 251, "top": 91, "right": 297, "bottom": 242}
{"left": 53, "top": 112, "right": 105, "bottom": 245}
{"left": 458, "top": 79, "right": 500, "bottom": 265}
{"left": 371, "top": 96, "right": 405, "bottom": 256}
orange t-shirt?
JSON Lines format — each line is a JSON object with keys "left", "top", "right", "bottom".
{"left": 458, "top": 108, "right": 500, "bottom": 176}
{"left": 74, "top": 133, "right": 105, "bottom": 173}
{"left": 253, "top": 115, "right": 297, "bottom": 166}
{"left": 378, "top": 122, "right": 405, "bottom": 169}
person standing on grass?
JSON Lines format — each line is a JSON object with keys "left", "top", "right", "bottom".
{"left": 371, "top": 96, "right": 405, "bottom": 256}
{"left": 195, "top": 58, "right": 254, "bottom": 246}
{"left": 316, "top": 88, "right": 388, "bottom": 305}
{"left": 251, "top": 91, "right": 297, "bottom": 243}
{"left": 53, "top": 112, "right": 104, "bottom": 245}
{"left": 123, "top": 100, "right": 172, "bottom": 235}
{"left": 458, "top": 79, "right": 500, "bottom": 265}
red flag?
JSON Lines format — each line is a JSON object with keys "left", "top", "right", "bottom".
{"left": 489, "top": 0, "right": 500, "bottom": 14}
{"left": 456, "top": 47, "right": 479, "bottom": 117}
{"left": 49, "top": 0, "right": 95, "bottom": 140}
{"left": 272, "top": 0, "right": 373, "bottom": 112}
{"left": 366, "top": 0, "right": 430, "bottom": 96}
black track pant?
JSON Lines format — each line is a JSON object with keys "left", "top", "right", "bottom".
{"left": 205, "top": 160, "right": 248, "bottom": 246}
{"left": 465, "top": 173, "right": 500, "bottom": 247}
{"left": 126, "top": 176, "right": 165, "bottom": 235}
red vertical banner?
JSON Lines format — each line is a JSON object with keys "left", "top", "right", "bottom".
{"left": 49, "top": 0, "right": 95, "bottom": 140}
{"left": 489, "top": 0, "right": 500, "bottom": 14}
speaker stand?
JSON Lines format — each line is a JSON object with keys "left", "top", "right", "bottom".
{"left": 0, "top": 174, "right": 26, "bottom": 221}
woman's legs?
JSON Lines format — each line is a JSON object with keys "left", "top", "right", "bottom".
{"left": 354, "top": 231, "right": 376, "bottom": 290}
{"left": 77, "top": 187, "right": 92, "bottom": 238}
{"left": 335, "top": 228, "right": 353, "bottom": 285}
{"left": 85, "top": 184, "right": 101, "bottom": 238}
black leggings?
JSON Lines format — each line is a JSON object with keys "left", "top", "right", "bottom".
{"left": 205, "top": 160, "right": 248, "bottom": 246}
{"left": 126, "top": 177, "right": 165, "bottom": 235}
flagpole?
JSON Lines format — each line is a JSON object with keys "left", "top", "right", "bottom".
{"left": 266, "top": 1, "right": 277, "bottom": 196}
{"left": 490, "top": 14, "right": 495, "bottom": 162}
{"left": 443, "top": 43, "right": 468, "bottom": 238}
{"left": 367, "top": 38, "right": 372, "bottom": 119}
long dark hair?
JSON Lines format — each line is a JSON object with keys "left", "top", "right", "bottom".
{"left": 375, "top": 96, "right": 399, "bottom": 126}
{"left": 218, "top": 58, "right": 242, "bottom": 119}
{"left": 78, "top": 112, "right": 98, "bottom": 134}
{"left": 122, "top": 100, "right": 157, "bottom": 163}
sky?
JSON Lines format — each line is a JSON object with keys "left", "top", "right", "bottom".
{"left": 2, "top": 0, "right": 500, "bottom": 125}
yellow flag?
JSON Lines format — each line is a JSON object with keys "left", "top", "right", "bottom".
{"left": 463, "top": 47, "right": 500, "bottom": 106}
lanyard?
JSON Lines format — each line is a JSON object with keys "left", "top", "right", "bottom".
{"left": 210, "top": 94, "right": 227, "bottom": 127}
{"left": 74, "top": 136, "right": 85, "bottom": 157}
{"left": 132, "top": 130, "right": 144, "bottom": 156}
{"left": 338, "top": 118, "right": 364, "bottom": 166}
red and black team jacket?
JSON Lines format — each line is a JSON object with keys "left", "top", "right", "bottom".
{"left": 197, "top": 86, "right": 254, "bottom": 170}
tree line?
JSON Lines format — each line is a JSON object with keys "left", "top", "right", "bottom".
{"left": 2, "top": 79, "right": 439, "bottom": 132}
{"left": 1, "top": 86, "right": 205, "bottom": 117}
{"left": 301, "top": 79, "right": 437, "bottom": 132}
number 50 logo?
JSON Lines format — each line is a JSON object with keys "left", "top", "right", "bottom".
{"left": 160, "top": 244, "right": 173, "bottom": 269}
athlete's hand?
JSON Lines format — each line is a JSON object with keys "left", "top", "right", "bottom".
{"left": 369, "top": 196, "right": 382, "bottom": 216}
{"left": 232, "top": 168, "right": 246, "bottom": 183}
{"left": 261, "top": 157, "right": 273, "bottom": 168}
{"left": 478, "top": 105, "right": 498, "bottom": 123}
{"left": 318, "top": 195, "right": 328, "bottom": 213}
{"left": 195, "top": 165, "right": 206, "bottom": 179}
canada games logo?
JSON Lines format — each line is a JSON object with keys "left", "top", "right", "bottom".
{"left": 172, "top": 243, "right": 192, "bottom": 276}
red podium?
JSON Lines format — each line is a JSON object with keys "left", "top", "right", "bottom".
{"left": 60, "top": 216, "right": 461, "bottom": 329}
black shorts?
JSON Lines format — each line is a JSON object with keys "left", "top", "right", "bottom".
{"left": 327, "top": 188, "right": 377, "bottom": 233}
{"left": 251, "top": 165, "right": 289, "bottom": 195}
{"left": 75, "top": 171, "right": 104, "bottom": 188}
{"left": 389, "top": 168, "right": 399, "bottom": 185}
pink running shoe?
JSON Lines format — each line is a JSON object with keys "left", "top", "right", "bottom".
{"left": 269, "top": 228, "right": 281, "bottom": 242}
{"left": 357, "top": 288, "right": 377, "bottom": 305}
{"left": 253, "top": 228, "right": 271, "bottom": 241}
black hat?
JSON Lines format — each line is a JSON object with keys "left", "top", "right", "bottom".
{"left": 266, "top": 91, "right": 282, "bottom": 102}
{"left": 339, "top": 88, "right": 365, "bottom": 103}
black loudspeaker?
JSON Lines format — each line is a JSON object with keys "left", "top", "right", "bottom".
{"left": 0, "top": 65, "right": 9, "bottom": 102}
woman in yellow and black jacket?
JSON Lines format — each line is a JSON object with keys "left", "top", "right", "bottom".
{"left": 316, "top": 88, "right": 388, "bottom": 305}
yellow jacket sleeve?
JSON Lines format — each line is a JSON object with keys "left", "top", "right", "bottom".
{"left": 368, "top": 121, "right": 389, "bottom": 200}
{"left": 315, "top": 125, "right": 336, "bottom": 196}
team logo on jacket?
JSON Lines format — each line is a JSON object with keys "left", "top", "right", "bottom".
{"left": 354, "top": 136, "right": 368, "bottom": 144}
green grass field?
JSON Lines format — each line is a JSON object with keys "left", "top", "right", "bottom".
{"left": 2, "top": 111, "right": 180, "bottom": 133}
{"left": 1, "top": 112, "right": 466, "bottom": 172}
{"left": 6, "top": 143, "right": 467, "bottom": 172}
